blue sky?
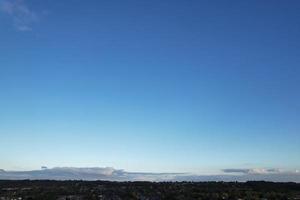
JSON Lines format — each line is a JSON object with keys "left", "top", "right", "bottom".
{"left": 0, "top": 0, "right": 299, "bottom": 175}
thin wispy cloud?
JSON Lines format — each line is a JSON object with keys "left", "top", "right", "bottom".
{"left": 0, "top": 0, "right": 37, "bottom": 31}
{"left": 222, "top": 168, "right": 296, "bottom": 175}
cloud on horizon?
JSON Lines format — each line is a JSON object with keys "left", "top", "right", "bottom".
{"left": 0, "top": 167, "right": 183, "bottom": 182}
{"left": 0, "top": 167, "right": 299, "bottom": 182}
{"left": 222, "top": 168, "right": 284, "bottom": 175}
{"left": 0, "top": 0, "right": 38, "bottom": 31}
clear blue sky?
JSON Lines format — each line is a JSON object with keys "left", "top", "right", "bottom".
{"left": 0, "top": 0, "right": 299, "bottom": 173}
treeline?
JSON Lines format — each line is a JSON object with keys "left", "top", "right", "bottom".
{"left": 0, "top": 180, "right": 300, "bottom": 200}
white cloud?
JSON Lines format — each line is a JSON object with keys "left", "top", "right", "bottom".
{"left": 0, "top": 0, "right": 37, "bottom": 31}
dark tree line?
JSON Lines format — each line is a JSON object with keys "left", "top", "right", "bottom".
{"left": 0, "top": 180, "right": 300, "bottom": 200}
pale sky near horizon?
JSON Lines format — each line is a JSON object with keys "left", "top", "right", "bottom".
{"left": 0, "top": 0, "right": 299, "bottom": 174}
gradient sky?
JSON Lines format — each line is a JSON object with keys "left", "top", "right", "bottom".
{"left": 0, "top": 0, "right": 299, "bottom": 173}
